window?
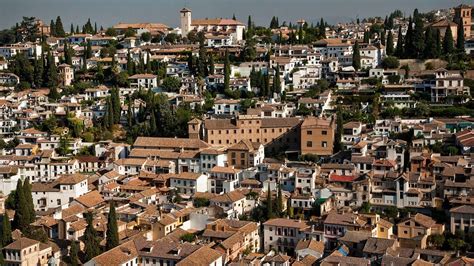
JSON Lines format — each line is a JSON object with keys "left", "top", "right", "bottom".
{"left": 322, "top": 141, "right": 327, "bottom": 148}
{"left": 307, "top": 141, "right": 312, "bottom": 147}
{"left": 307, "top": 130, "right": 312, "bottom": 135}
{"left": 322, "top": 130, "right": 327, "bottom": 135}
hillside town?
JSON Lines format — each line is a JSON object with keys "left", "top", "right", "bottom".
{"left": 0, "top": 3, "right": 473, "bottom": 266}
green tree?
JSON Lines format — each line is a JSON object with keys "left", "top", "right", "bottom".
{"left": 266, "top": 184, "right": 274, "bottom": 219}
{"left": 180, "top": 233, "right": 195, "bottom": 242}
{"left": 412, "top": 10, "right": 425, "bottom": 58}
{"left": 70, "top": 240, "right": 79, "bottom": 266}
{"left": 56, "top": 136, "right": 71, "bottom": 156}
{"left": 334, "top": 109, "right": 343, "bottom": 152}
{"left": 360, "top": 202, "right": 372, "bottom": 213}
{"left": 105, "top": 201, "right": 119, "bottom": 250}
{"left": 1, "top": 212, "right": 12, "bottom": 246}
{"left": 208, "top": 54, "right": 215, "bottom": 75}
{"left": 352, "top": 41, "right": 361, "bottom": 70}
{"left": 23, "top": 178, "right": 35, "bottom": 223}
{"left": 161, "top": 77, "right": 182, "bottom": 92}
{"left": 443, "top": 26, "right": 454, "bottom": 55}
{"left": 404, "top": 17, "right": 414, "bottom": 58}
{"left": 381, "top": 56, "right": 400, "bottom": 69}
{"left": 33, "top": 50, "right": 44, "bottom": 88}
{"left": 50, "top": 20, "right": 56, "bottom": 37}
{"left": 395, "top": 25, "right": 404, "bottom": 58}
{"left": 386, "top": 31, "right": 394, "bottom": 56}
{"left": 224, "top": 49, "right": 230, "bottom": 91}
{"left": 141, "top": 32, "right": 151, "bottom": 42}
{"left": 380, "top": 30, "right": 386, "bottom": 46}
{"left": 456, "top": 24, "right": 466, "bottom": 59}
{"left": 55, "top": 16, "right": 66, "bottom": 37}
{"left": 45, "top": 51, "right": 58, "bottom": 88}
{"left": 423, "top": 27, "right": 436, "bottom": 59}
{"left": 105, "top": 27, "right": 117, "bottom": 37}
{"left": 12, "top": 180, "right": 30, "bottom": 230}
{"left": 272, "top": 64, "right": 281, "bottom": 95}
{"left": 276, "top": 185, "right": 283, "bottom": 217}
{"left": 428, "top": 234, "right": 445, "bottom": 248}
{"left": 84, "top": 212, "right": 101, "bottom": 261}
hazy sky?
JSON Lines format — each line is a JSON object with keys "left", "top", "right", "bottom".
{"left": 0, "top": 0, "right": 471, "bottom": 30}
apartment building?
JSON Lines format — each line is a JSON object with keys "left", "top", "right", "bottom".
{"left": 450, "top": 205, "right": 474, "bottom": 233}
{"left": 3, "top": 237, "right": 59, "bottom": 266}
{"left": 227, "top": 140, "right": 264, "bottom": 169}
{"left": 190, "top": 115, "right": 302, "bottom": 153}
{"left": 397, "top": 213, "right": 444, "bottom": 249}
{"left": 263, "top": 218, "right": 310, "bottom": 254}
{"left": 203, "top": 219, "right": 259, "bottom": 263}
{"left": 431, "top": 68, "right": 469, "bottom": 103}
{"left": 300, "top": 116, "right": 335, "bottom": 156}
{"left": 31, "top": 173, "right": 89, "bottom": 211}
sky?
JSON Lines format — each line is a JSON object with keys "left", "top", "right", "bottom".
{"left": 0, "top": 0, "right": 471, "bottom": 30}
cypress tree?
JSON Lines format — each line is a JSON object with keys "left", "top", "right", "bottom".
{"left": 111, "top": 88, "right": 121, "bottom": 124}
{"left": 23, "top": 178, "right": 35, "bottom": 224}
{"left": 404, "top": 17, "right": 414, "bottom": 58}
{"left": 352, "top": 40, "right": 361, "bottom": 70}
{"left": 46, "top": 51, "right": 58, "bottom": 88}
{"left": 70, "top": 240, "right": 79, "bottom": 266}
{"left": 96, "top": 63, "right": 104, "bottom": 84}
{"left": 435, "top": 29, "right": 442, "bottom": 58}
{"left": 423, "top": 27, "right": 436, "bottom": 59}
{"left": 272, "top": 64, "right": 281, "bottom": 95}
{"left": 266, "top": 184, "right": 274, "bottom": 219}
{"left": 224, "top": 49, "right": 230, "bottom": 91}
{"left": 334, "top": 108, "right": 343, "bottom": 152}
{"left": 363, "top": 31, "right": 370, "bottom": 43}
{"left": 84, "top": 212, "right": 101, "bottom": 261}
{"left": 70, "top": 23, "right": 74, "bottom": 35}
{"left": 105, "top": 201, "right": 119, "bottom": 250}
{"left": 276, "top": 185, "right": 283, "bottom": 217}
{"left": 33, "top": 49, "right": 44, "bottom": 88}
{"left": 0, "top": 243, "right": 4, "bottom": 265}
{"left": 386, "top": 31, "right": 394, "bottom": 56}
{"left": 395, "top": 25, "right": 404, "bottom": 58}
{"left": 247, "top": 15, "right": 252, "bottom": 31}
{"left": 127, "top": 96, "right": 133, "bottom": 127}
{"left": 94, "top": 22, "right": 98, "bottom": 34}
{"left": 55, "top": 16, "right": 65, "bottom": 37}
{"left": 208, "top": 54, "right": 215, "bottom": 75}
{"left": 50, "top": 20, "right": 56, "bottom": 37}
{"left": 380, "top": 30, "right": 386, "bottom": 46}
{"left": 75, "top": 25, "right": 79, "bottom": 34}
{"left": 413, "top": 10, "right": 425, "bottom": 58}
{"left": 127, "top": 50, "right": 133, "bottom": 75}
{"left": 443, "top": 26, "right": 454, "bottom": 55}
{"left": 1, "top": 212, "right": 12, "bottom": 246}
{"left": 319, "top": 18, "right": 326, "bottom": 38}
{"left": 64, "top": 42, "right": 73, "bottom": 65}
{"left": 457, "top": 24, "right": 465, "bottom": 58}
{"left": 12, "top": 180, "right": 30, "bottom": 230}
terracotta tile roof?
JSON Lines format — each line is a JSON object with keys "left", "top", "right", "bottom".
{"left": 133, "top": 137, "right": 210, "bottom": 150}
{"left": 263, "top": 218, "right": 310, "bottom": 229}
{"left": 92, "top": 239, "right": 139, "bottom": 265}
{"left": 363, "top": 237, "right": 396, "bottom": 254}
{"left": 191, "top": 18, "right": 244, "bottom": 26}
{"left": 56, "top": 173, "right": 88, "bottom": 185}
{"left": 450, "top": 205, "right": 474, "bottom": 214}
{"left": 4, "top": 237, "right": 39, "bottom": 250}
{"left": 176, "top": 246, "right": 223, "bottom": 266}
{"left": 324, "top": 212, "right": 367, "bottom": 227}
{"left": 210, "top": 190, "right": 245, "bottom": 203}
{"left": 295, "top": 239, "right": 324, "bottom": 253}
{"left": 74, "top": 190, "right": 105, "bottom": 208}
